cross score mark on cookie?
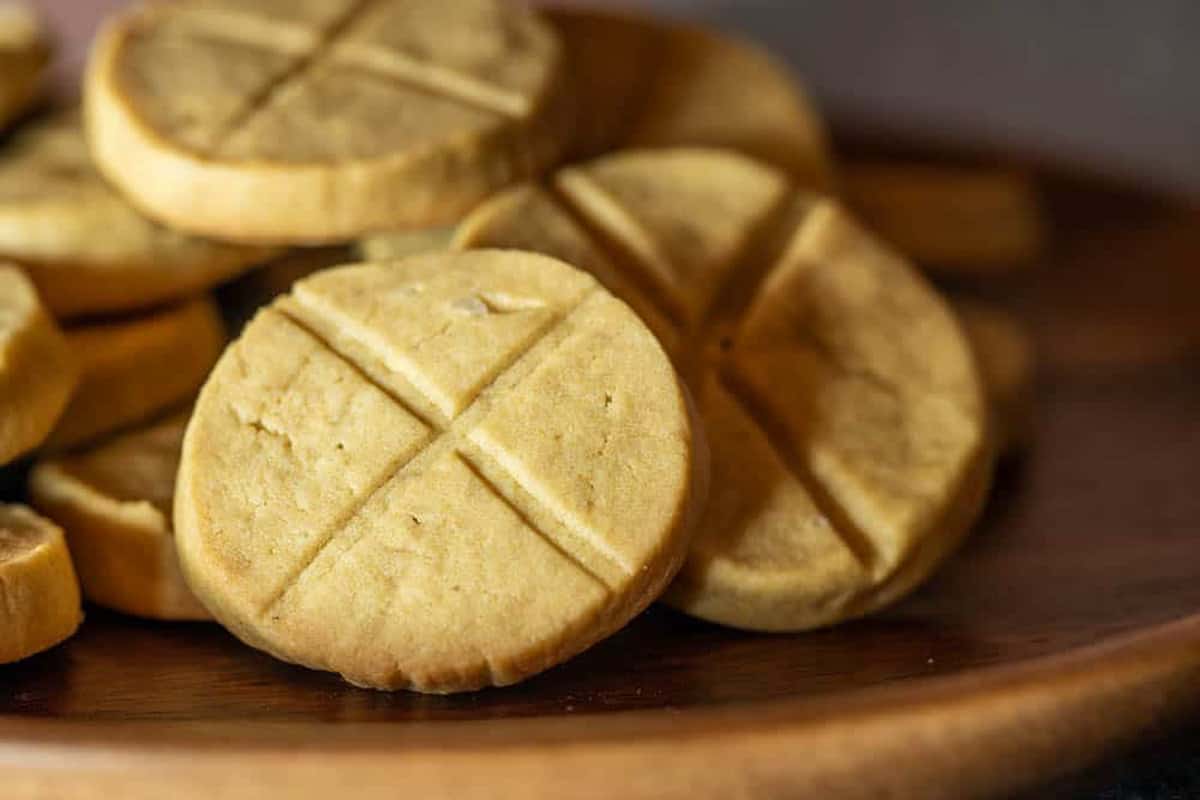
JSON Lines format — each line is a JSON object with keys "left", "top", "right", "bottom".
{"left": 158, "top": 0, "right": 537, "bottom": 158}
{"left": 255, "top": 284, "right": 632, "bottom": 619}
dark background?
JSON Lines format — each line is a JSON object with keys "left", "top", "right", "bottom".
{"left": 30, "top": 1, "right": 1200, "bottom": 797}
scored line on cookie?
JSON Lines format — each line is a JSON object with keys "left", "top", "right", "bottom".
{"left": 176, "top": 0, "right": 528, "bottom": 154}
{"left": 205, "top": 0, "right": 379, "bottom": 153}
{"left": 258, "top": 289, "right": 620, "bottom": 615}
{"left": 716, "top": 370, "right": 884, "bottom": 576}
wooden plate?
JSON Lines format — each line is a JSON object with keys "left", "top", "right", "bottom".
{"left": 3, "top": 171, "right": 1199, "bottom": 800}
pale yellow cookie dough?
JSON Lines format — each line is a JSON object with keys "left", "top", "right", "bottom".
{"left": 31, "top": 411, "right": 208, "bottom": 621}
{"left": 0, "top": 504, "right": 82, "bottom": 664}
{"left": 175, "top": 251, "right": 703, "bottom": 692}
{"left": 0, "top": 2, "right": 49, "bottom": 133}
{"left": 0, "top": 112, "right": 276, "bottom": 318}
{"left": 956, "top": 301, "right": 1036, "bottom": 454}
{"left": 46, "top": 296, "right": 224, "bottom": 452}
{"left": 0, "top": 264, "right": 77, "bottom": 466}
{"left": 85, "top": 0, "right": 572, "bottom": 244}
{"left": 548, "top": 6, "right": 833, "bottom": 190}
{"left": 455, "top": 148, "right": 993, "bottom": 632}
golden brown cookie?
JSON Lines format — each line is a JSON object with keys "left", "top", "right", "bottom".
{"left": 842, "top": 162, "right": 1045, "bottom": 274}
{"left": 548, "top": 6, "right": 833, "bottom": 190}
{"left": 0, "top": 504, "right": 83, "bottom": 664}
{"left": 0, "top": 112, "right": 276, "bottom": 318}
{"left": 0, "top": 264, "right": 77, "bottom": 466}
{"left": 30, "top": 411, "right": 208, "bottom": 621}
{"left": 46, "top": 296, "right": 224, "bottom": 452}
{"left": 85, "top": 0, "right": 573, "bottom": 244}
{"left": 455, "top": 148, "right": 992, "bottom": 632}
{"left": 175, "top": 251, "right": 703, "bottom": 692}
{"left": 956, "top": 301, "right": 1036, "bottom": 454}
{"left": 0, "top": 2, "right": 49, "bottom": 132}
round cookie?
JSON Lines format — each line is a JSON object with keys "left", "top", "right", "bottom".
{"left": 176, "top": 251, "right": 703, "bottom": 692}
{"left": 0, "top": 2, "right": 49, "bottom": 133}
{"left": 548, "top": 6, "right": 833, "bottom": 190}
{"left": 955, "top": 301, "right": 1036, "bottom": 454}
{"left": 30, "top": 411, "right": 208, "bottom": 621}
{"left": 0, "top": 504, "right": 83, "bottom": 664}
{"left": 0, "top": 265, "right": 77, "bottom": 466}
{"left": 455, "top": 148, "right": 993, "bottom": 632}
{"left": 0, "top": 112, "right": 276, "bottom": 318}
{"left": 85, "top": 0, "right": 573, "bottom": 244}
{"left": 46, "top": 296, "right": 225, "bottom": 452}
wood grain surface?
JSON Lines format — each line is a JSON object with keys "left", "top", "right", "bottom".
{"left": 1, "top": 170, "right": 1199, "bottom": 798}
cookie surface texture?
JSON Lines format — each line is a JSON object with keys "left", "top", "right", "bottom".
{"left": 548, "top": 7, "right": 833, "bottom": 190}
{"left": 85, "top": 0, "right": 572, "bottom": 244}
{"left": 0, "top": 2, "right": 49, "bottom": 132}
{"left": 0, "top": 504, "right": 83, "bottom": 664}
{"left": 455, "top": 148, "right": 993, "bottom": 631}
{"left": 46, "top": 296, "right": 225, "bottom": 452}
{"left": 175, "top": 250, "right": 701, "bottom": 692}
{"left": 31, "top": 412, "right": 208, "bottom": 621}
{"left": 0, "top": 265, "right": 77, "bottom": 466}
{"left": 0, "top": 112, "right": 275, "bottom": 318}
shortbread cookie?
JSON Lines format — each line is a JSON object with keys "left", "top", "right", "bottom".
{"left": 548, "top": 7, "right": 833, "bottom": 190}
{"left": 30, "top": 411, "right": 208, "bottom": 621}
{"left": 0, "top": 504, "right": 82, "bottom": 664}
{"left": 956, "top": 302, "right": 1036, "bottom": 454}
{"left": 0, "top": 265, "right": 77, "bottom": 466}
{"left": 0, "top": 2, "right": 49, "bottom": 132}
{"left": 46, "top": 297, "right": 224, "bottom": 451}
{"left": 85, "top": 0, "right": 573, "bottom": 244}
{"left": 842, "top": 163, "right": 1044, "bottom": 274}
{"left": 455, "top": 148, "right": 992, "bottom": 631}
{"left": 176, "top": 251, "right": 703, "bottom": 692}
{"left": 0, "top": 112, "right": 276, "bottom": 318}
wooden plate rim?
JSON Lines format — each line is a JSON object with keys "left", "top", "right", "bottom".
{"left": 3, "top": 610, "right": 1198, "bottom": 751}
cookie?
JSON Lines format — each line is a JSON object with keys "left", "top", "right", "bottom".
{"left": 85, "top": 0, "right": 573, "bottom": 244}
{"left": 0, "top": 2, "right": 49, "bottom": 132}
{"left": 455, "top": 148, "right": 992, "bottom": 631}
{"left": 30, "top": 411, "right": 208, "bottom": 621}
{"left": 842, "top": 163, "right": 1044, "bottom": 275}
{"left": 956, "top": 301, "right": 1036, "bottom": 454}
{"left": 0, "top": 112, "right": 276, "bottom": 318}
{"left": 548, "top": 7, "right": 833, "bottom": 190}
{"left": 0, "top": 504, "right": 83, "bottom": 664}
{"left": 46, "top": 296, "right": 224, "bottom": 452}
{"left": 0, "top": 265, "right": 77, "bottom": 466}
{"left": 176, "top": 251, "right": 702, "bottom": 692}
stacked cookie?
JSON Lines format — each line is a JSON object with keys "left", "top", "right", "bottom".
{"left": 1, "top": 0, "right": 1034, "bottom": 693}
